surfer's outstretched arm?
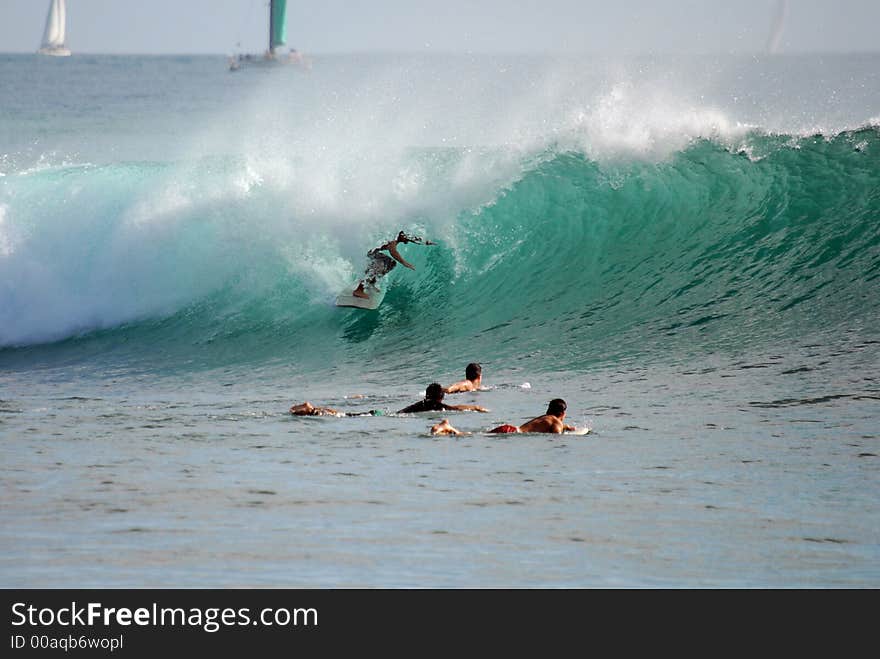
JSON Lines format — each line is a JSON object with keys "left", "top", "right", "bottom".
{"left": 446, "top": 403, "right": 489, "bottom": 413}
{"left": 387, "top": 243, "right": 415, "bottom": 270}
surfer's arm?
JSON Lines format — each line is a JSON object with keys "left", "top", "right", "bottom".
{"left": 388, "top": 243, "right": 416, "bottom": 270}
{"left": 447, "top": 404, "right": 489, "bottom": 413}
{"left": 443, "top": 380, "right": 472, "bottom": 394}
{"left": 563, "top": 424, "right": 577, "bottom": 432}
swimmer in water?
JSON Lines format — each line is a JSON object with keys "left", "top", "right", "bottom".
{"left": 443, "top": 363, "right": 483, "bottom": 394}
{"left": 488, "top": 398, "right": 576, "bottom": 434}
{"left": 397, "top": 383, "right": 488, "bottom": 414}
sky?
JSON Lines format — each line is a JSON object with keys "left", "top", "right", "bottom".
{"left": 1, "top": 0, "right": 879, "bottom": 56}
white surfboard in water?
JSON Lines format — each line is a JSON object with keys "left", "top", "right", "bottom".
{"left": 335, "top": 282, "right": 387, "bottom": 310}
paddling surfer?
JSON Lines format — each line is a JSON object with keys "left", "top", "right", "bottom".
{"left": 353, "top": 231, "right": 435, "bottom": 299}
{"left": 398, "top": 383, "right": 488, "bottom": 414}
{"left": 289, "top": 402, "right": 383, "bottom": 417}
{"left": 444, "top": 363, "right": 483, "bottom": 394}
{"left": 289, "top": 402, "right": 344, "bottom": 417}
{"left": 488, "top": 398, "right": 576, "bottom": 434}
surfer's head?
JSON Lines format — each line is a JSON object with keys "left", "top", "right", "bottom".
{"left": 397, "top": 231, "right": 423, "bottom": 244}
{"left": 546, "top": 399, "right": 567, "bottom": 417}
{"left": 425, "top": 382, "right": 445, "bottom": 401}
{"left": 465, "top": 363, "right": 482, "bottom": 381}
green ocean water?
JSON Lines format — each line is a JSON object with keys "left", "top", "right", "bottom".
{"left": 3, "top": 130, "right": 878, "bottom": 383}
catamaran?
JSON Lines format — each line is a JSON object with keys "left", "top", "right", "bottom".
{"left": 38, "top": 0, "right": 71, "bottom": 57}
{"left": 228, "top": 0, "right": 307, "bottom": 71}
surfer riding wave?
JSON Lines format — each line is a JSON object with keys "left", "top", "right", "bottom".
{"left": 353, "top": 231, "right": 434, "bottom": 299}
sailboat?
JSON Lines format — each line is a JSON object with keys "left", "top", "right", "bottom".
{"left": 228, "top": 0, "right": 308, "bottom": 71}
{"left": 38, "top": 0, "right": 71, "bottom": 57}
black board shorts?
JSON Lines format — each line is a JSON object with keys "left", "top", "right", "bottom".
{"left": 364, "top": 249, "right": 397, "bottom": 281}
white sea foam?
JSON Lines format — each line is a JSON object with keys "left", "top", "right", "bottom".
{"left": 559, "top": 81, "right": 753, "bottom": 161}
{"left": 0, "top": 205, "right": 14, "bottom": 257}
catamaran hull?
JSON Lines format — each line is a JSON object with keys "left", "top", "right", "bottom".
{"left": 228, "top": 55, "right": 304, "bottom": 71}
{"left": 38, "top": 47, "right": 71, "bottom": 57}
{"left": 228, "top": 0, "right": 308, "bottom": 71}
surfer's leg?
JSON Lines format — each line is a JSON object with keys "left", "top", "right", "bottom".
{"left": 354, "top": 256, "right": 381, "bottom": 298}
{"left": 353, "top": 252, "right": 395, "bottom": 298}
{"left": 353, "top": 280, "right": 369, "bottom": 298}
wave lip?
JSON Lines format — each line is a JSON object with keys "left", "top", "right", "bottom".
{"left": 560, "top": 82, "right": 755, "bottom": 161}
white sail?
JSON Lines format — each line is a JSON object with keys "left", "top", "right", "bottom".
{"left": 39, "top": 0, "right": 71, "bottom": 56}
{"left": 56, "top": 0, "right": 67, "bottom": 45}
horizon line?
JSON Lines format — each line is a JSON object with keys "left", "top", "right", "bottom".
{"left": 3, "top": 48, "right": 880, "bottom": 57}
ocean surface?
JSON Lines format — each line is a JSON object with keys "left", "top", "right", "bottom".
{"left": 1, "top": 53, "right": 878, "bottom": 587}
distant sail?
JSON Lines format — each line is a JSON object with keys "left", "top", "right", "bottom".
{"left": 270, "top": 0, "right": 288, "bottom": 52}
{"left": 38, "top": 0, "right": 71, "bottom": 56}
{"left": 229, "top": 0, "right": 309, "bottom": 70}
{"left": 766, "top": 0, "right": 788, "bottom": 54}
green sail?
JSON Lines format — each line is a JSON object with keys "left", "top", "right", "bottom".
{"left": 270, "top": 0, "right": 288, "bottom": 49}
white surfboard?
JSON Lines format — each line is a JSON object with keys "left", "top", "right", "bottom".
{"left": 565, "top": 427, "right": 592, "bottom": 436}
{"left": 335, "top": 282, "right": 386, "bottom": 310}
